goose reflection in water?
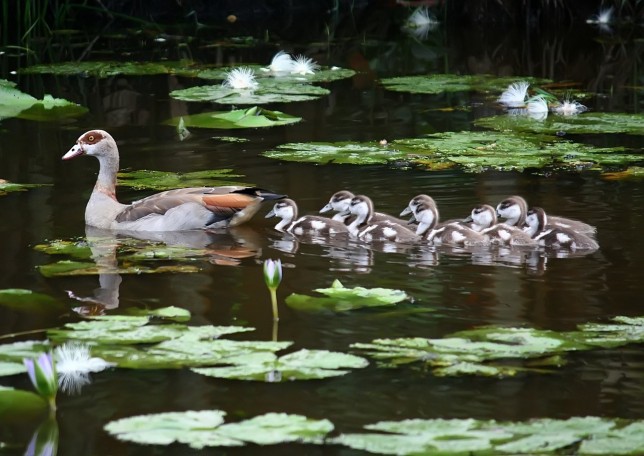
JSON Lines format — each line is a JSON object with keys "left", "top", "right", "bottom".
{"left": 66, "top": 226, "right": 263, "bottom": 315}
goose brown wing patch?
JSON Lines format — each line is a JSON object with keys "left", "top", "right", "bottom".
{"left": 202, "top": 193, "right": 254, "bottom": 209}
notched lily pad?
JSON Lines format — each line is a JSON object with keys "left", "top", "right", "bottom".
{"left": 0, "top": 79, "right": 87, "bottom": 121}
{"left": 475, "top": 112, "right": 644, "bottom": 135}
{"left": 285, "top": 279, "right": 409, "bottom": 312}
{"left": 193, "top": 348, "right": 368, "bottom": 381}
{"left": 105, "top": 410, "right": 333, "bottom": 449}
{"left": 198, "top": 65, "right": 355, "bottom": 83}
{"left": 332, "top": 417, "right": 642, "bottom": 455}
{"left": 170, "top": 80, "right": 329, "bottom": 105}
{"left": 264, "top": 141, "right": 407, "bottom": 165}
{"left": 21, "top": 60, "right": 200, "bottom": 78}
{"left": 165, "top": 107, "right": 301, "bottom": 129}
{"left": 380, "top": 74, "right": 550, "bottom": 95}
{"left": 125, "top": 306, "right": 191, "bottom": 322}
{"left": 117, "top": 169, "right": 248, "bottom": 190}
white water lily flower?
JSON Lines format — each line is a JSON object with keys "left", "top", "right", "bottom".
{"left": 498, "top": 81, "right": 530, "bottom": 107}
{"left": 526, "top": 96, "right": 549, "bottom": 120}
{"left": 587, "top": 7, "right": 613, "bottom": 24}
{"left": 222, "top": 67, "right": 259, "bottom": 90}
{"left": 263, "top": 51, "right": 295, "bottom": 75}
{"left": 553, "top": 100, "right": 588, "bottom": 116}
{"left": 55, "top": 343, "right": 114, "bottom": 394}
{"left": 291, "top": 55, "right": 319, "bottom": 75}
{"left": 406, "top": 7, "right": 438, "bottom": 28}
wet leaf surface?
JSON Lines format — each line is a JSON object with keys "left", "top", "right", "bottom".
{"left": 20, "top": 60, "right": 199, "bottom": 78}
{"left": 380, "top": 74, "right": 551, "bottom": 94}
{"left": 105, "top": 410, "right": 333, "bottom": 449}
{"left": 165, "top": 107, "right": 302, "bottom": 129}
{"left": 0, "top": 79, "right": 87, "bottom": 121}
{"left": 0, "top": 289, "right": 64, "bottom": 313}
{"left": 170, "top": 80, "right": 329, "bottom": 104}
{"left": 286, "top": 279, "right": 409, "bottom": 312}
{"left": 117, "top": 169, "right": 248, "bottom": 190}
{"left": 0, "top": 181, "right": 45, "bottom": 195}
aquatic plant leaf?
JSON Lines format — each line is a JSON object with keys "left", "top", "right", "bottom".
{"left": 380, "top": 74, "right": 550, "bottom": 94}
{"left": 0, "top": 79, "right": 86, "bottom": 121}
{"left": 0, "top": 340, "right": 50, "bottom": 363}
{"left": 286, "top": 279, "right": 409, "bottom": 312}
{"left": 20, "top": 60, "right": 198, "bottom": 78}
{"left": 0, "top": 181, "right": 44, "bottom": 195}
{"left": 475, "top": 112, "right": 644, "bottom": 135}
{"left": 38, "top": 260, "right": 200, "bottom": 277}
{"left": 126, "top": 306, "right": 191, "bottom": 322}
{"left": 165, "top": 107, "right": 301, "bottom": 129}
{"left": 198, "top": 66, "right": 355, "bottom": 83}
{"left": 601, "top": 167, "right": 644, "bottom": 180}
{"left": 0, "top": 361, "right": 27, "bottom": 376}
{"left": 170, "top": 80, "right": 329, "bottom": 104}
{"left": 105, "top": 410, "right": 332, "bottom": 448}
{"left": 117, "top": 169, "right": 248, "bottom": 190}
{"left": 265, "top": 132, "right": 635, "bottom": 172}
{"left": 193, "top": 349, "right": 368, "bottom": 381}
{"left": 334, "top": 417, "right": 644, "bottom": 455}
{"left": 264, "top": 141, "right": 408, "bottom": 165}
{"left": 33, "top": 239, "right": 93, "bottom": 259}
{"left": 0, "top": 388, "right": 47, "bottom": 419}
{"left": 0, "top": 289, "right": 63, "bottom": 313}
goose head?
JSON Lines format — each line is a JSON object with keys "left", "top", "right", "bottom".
{"left": 400, "top": 194, "right": 434, "bottom": 218}
{"left": 524, "top": 207, "right": 547, "bottom": 238}
{"left": 265, "top": 198, "right": 298, "bottom": 231}
{"left": 496, "top": 195, "right": 528, "bottom": 226}
{"left": 465, "top": 204, "right": 497, "bottom": 231}
{"left": 319, "top": 190, "right": 354, "bottom": 216}
{"left": 411, "top": 199, "right": 439, "bottom": 236}
{"left": 340, "top": 194, "right": 374, "bottom": 227}
{"left": 63, "top": 130, "right": 117, "bottom": 161}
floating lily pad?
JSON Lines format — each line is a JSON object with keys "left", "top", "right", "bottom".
{"left": 285, "top": 279, "right": 409, "bottom": 312}
{"left": 352, "top": 316, "right": 644, "bottom": 377}
{"left": 0, "top": 289, "right": 63, "bottom": 313}
{"left": 170, "top": 80, "right": 329, "bottom": 104}
{"left": 34, "top": 239, "right": 93, "bottom": 259}
{"left": 117, "top": 169, "right": 248, "bottom": 190}
{"left": 105, "top": 410, "right": 333, "bottom": 449}
{"left": 0, "top": 180, "right": 44, "bottom": 195}
{"left": 165, "top": 107, "right": 301, "bottom": 129}
{"left": 0, "top": 340, "right": 50, "bottom": 363}
{"left": 198, "top": 66, "right": 355, "bottom": 83}
{"left": 332, "top": 417, "right": 644, "bottom": 455}
{"left": 264, "top": 132, "right": 634, "bottom": 172}
{"left": 125, "top": 306, "right": 191, "bottom": 322}
{"left": 20, "top": 60, "right": 200, "bottom": 78}
{"left": 601, "top": 167, "right": 644, "bottom": 180}
{"left": 193, "top": 348, "right": 368, "bottom": 381}
{"left": 0, "top": 388, "right": 47, "bottom": 420}
{"left": 475, "top": 112, "right": 644, "bottom": 135}
{"left": 0, "top": 79, "right": 87, "bottom": 121}
{"left": 0, "top": 361, "right": 27, "bottom": 376}
{"left": 380, "top": 74, "right": 550, "bottom": 95}
{"left": 38, "top": 260, "right": 201, "bottom": 277}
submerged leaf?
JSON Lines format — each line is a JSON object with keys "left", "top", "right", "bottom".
{"left": 38, "top": 260, "right": 200, "bottom": 277}
{"left": 104, "top": 410, "right": 333, "bottom": 449}
{"left": 165, "top": 107, "right": 301, "bottom": 129}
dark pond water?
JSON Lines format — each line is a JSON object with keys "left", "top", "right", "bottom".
{"left": 1, "top": 5, "right": 644, "bottom": 455}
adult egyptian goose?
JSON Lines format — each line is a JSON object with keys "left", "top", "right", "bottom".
{"left": 401, "top": 195, "right": 487, "bottom": 246}
{"left": 341, "top": 195, "right": 419, "bottom": 243}
{"left": 320, "top": 190, "right": 408, "bottom": 225}
{"left": 524, "top": 207, "right": 599, "bottom": 250}
{"left": 265, "top": 198, "right": 349, "bottom": 236}
{"left": 496, "top": 195, "right": 596, "bottom": 237}
{"left": 465, "top": 204, "right": 536, "bottom": 246}
{"left": 63, "top": 130, "right": 285, "bottom": 231}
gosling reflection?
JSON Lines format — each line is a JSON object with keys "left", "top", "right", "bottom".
{"left": 66, "top": 226, "right": 262, "bottom": 314}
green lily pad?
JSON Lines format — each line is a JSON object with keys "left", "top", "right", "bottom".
{"left": 197, "top": 65, "right": 355, "bottom": 83}
{"left": 0, "top": 79, "right": 86, "bottom": 121}
{"left": 192, "top": 348, "right": 368, "bottom": 381}
{"left": 0, "top": 340, "right": 50, "bottom": 363}
{"left": 165, "top": 107, "right": 301, "bottom": 129}
{"left": 264, "top": 131, "right": 636, "bottom": 172}
{"left": 37, "top": 260, "right": 201, "bottom": 277}
{"left": 353, "top": 316, "right": 644, "bottom": 377}
{"left": 20, "top": 60, "right": 200, "bottom": 78}
{"left": 0, "top": 181, "right": 44, "bottom": 195}
{"left": 105, "top": 410, "right": 333, "bottom": 449}
{"left": 170, "top": 80, "right": 329, "bottom": 104}
{"left": 34, "top": 239, "right": 93, "bottom": 259}
{"left": 475, "top": 112, "right": 644, "bottom": 135}
{"left": 126, "top": 306, "right": 191, "bottom": 322}
{"left": 117, "top": 169, "right": 248, "bottom": 190}
{"left": 601, "top": 166, "right": 644, "bottom": 180}
{"left": 0, "top": 361, "right": 27, "bottom": 376}
{"left": 380, "top": 74, "right": 551, "bottom": 95}
{"left": 285, "top": 279, "right": 409, "bottom": 312}
{"left": 0, "top": 289, "right": 63, "bottom": 313}
{"left": 332, "top": 417, "right": 642, "bottom": 455}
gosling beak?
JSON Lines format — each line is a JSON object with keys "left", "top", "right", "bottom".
{"left": 319, "top": 203, "right": 332, "bottom": 214}
{"left": 407, "top": 215, "right": 417, "bottom": 225}
{"left": 400, "top": 206, "right": 412, "bottom": 217}
{"left": 265, "top": 209, "right": 276, "bottom": 218}
{"left": 338, "top": 209, "right": 351, "bottom": 217}
{"left": 463, "top": 215, "right": 473, "bottom": 223}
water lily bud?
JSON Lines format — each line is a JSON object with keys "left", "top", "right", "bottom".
{"left": 24, "top": 353, "right": 57, "bottom": 403}
{"left": 263, "top": 259, "right": 282, "bottom": 290}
